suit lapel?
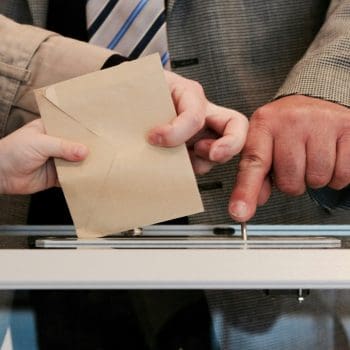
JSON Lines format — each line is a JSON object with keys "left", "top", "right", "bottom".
{"left": 27, "top": 0, "right": 48, "bottom": 27}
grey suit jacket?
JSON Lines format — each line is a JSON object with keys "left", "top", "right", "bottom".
{"left": 0, "top": 0, "right": 349, "bottom": 225}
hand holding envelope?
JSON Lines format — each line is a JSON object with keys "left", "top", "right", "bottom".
{"left": 0, "top": 119, "right": 88, "bottom": 195}
{"left": 35, "top": 55, "right": 203, "bottom": 237}
{"left": 149, "top": 70, "right": 248, "bottom": 175}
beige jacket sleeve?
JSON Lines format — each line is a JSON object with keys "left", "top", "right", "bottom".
{"left": 276, "top": 0, "right": 350, "bottom": 107}
{"left": 0, "top": 15, "right": 114, "bottom": 137}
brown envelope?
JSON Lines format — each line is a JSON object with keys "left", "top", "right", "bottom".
{"left": 35, "top": 54, "right": 203, "bottom": 238}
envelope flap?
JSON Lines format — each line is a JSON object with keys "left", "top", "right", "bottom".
{"left": 43, "top": 54, "right": 175, "bottom": 148}
{"left": 35, "top": 89, "right": 116, "bottom": 236}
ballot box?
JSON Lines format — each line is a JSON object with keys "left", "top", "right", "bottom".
{"left": 0, "top": 225, "right": 349, "bottom": 289}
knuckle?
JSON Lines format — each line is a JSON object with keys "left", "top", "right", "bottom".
{"left": 329, "top": 181, "right": 347, "bottom": 191}
{"left": 239, "top": 152, "right": 266, "bottom": 171}
{"left": 339, "top": 116, "right": 350, "bottom": 132}
{"left": 338, "top": 132, "right": 350, "bottom": 146}
{"left": 250, "top": 108, "right": 274, "bottom": 134}
{"left": 306, "top": 153, "right": 333, "bottom": 188}
{"left": 252, "top": 105, "right": 272, "bottom": 121}
{"left": 60, "top": 139, "right": 70, "bottom": 158}
{"left": 190, "top": 80, "right": 205, "bottom": 95}
{"left": 275, "top": 178, "right": 305, "bottom": 196}
{"left": 330, "top": 169, "right": 350, "bottom": 189}
{"left": 306, "top": 173, "right": 330, "bottom": 188}
{"left": 336, "top": 168, "right": 350, "bottom": 181}
{"left": 252, "top": 104, "right": 301, "bottom": 131}
{"left": 190, "top": 113, "right": 205, "bottom": 131}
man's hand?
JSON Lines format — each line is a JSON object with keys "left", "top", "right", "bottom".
{"left": 229, "top": 95, "right": 350, "bottom": 222}
{"left": 148, "top": 71, "right": 248, "bottom": 174}
{"left": 0, "top": 119, "right": 88, "bottom": 194}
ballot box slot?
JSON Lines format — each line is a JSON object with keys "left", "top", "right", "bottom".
{"left": 0, "top": 225, "right": 348, "bottom": 249}
{"left": 34, "top": 236, "right": 342, "bottom": 249}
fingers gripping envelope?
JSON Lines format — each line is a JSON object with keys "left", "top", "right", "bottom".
{"left": 35, "top": 54, "right": 203, "bottom": 238}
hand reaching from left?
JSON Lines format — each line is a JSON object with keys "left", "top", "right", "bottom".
{"left": 0, "top": 119, "right": 88, "bottom": 194}
{"left": 148, "top": 71, "right": 248, "bottom": 174}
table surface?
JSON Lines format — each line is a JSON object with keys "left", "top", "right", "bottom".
{"left": 0, "top": 225, "right": 349, "bottom": 289}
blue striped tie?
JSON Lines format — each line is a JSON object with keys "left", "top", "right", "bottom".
{"left": 86, "top": 0, "right": 170, "bottom": 69}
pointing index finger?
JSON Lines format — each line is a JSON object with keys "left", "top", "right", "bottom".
{"left": 229, "top": 123, "right": 273, "bottom": 222}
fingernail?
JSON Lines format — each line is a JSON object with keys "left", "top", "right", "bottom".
{"left": 73, "top": 145, "right": 88, "bottom": 158}
{"left": 229, "top": 200, "right": 248, "bottom": 219}
{"left": 148, "top": 133, "right": 163, "bottom": 145}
